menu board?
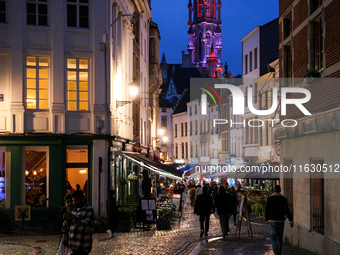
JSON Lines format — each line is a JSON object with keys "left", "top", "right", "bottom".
{"left": 139, "top": 198, "right": 157, "bottom": 224}
{"left": 172, "top": 194, "right": 181, "bottom": 212}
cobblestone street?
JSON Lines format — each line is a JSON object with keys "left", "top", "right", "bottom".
{"left": 0, "top": 197, "right": 315, "bottom": 255}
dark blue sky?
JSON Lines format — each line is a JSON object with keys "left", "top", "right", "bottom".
{"left": 151, "top": 0, "right": 279, "bottom": 76}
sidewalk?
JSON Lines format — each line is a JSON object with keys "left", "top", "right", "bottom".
{"left": 0, "top": 196, "right": 315, "bottom": 255}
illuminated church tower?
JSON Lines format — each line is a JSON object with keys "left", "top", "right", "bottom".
{"left": 188, "top": 0, "right": 223, "bottom": 77}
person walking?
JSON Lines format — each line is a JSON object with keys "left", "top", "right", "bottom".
{"left": 106, "top": 190, "right": 118, "bottom": 238}
{"left": 194, "top": 185, "right": 214, "bottom": 237}
{"left": 228, "top": 186, "right": 239, "bottom": 226}
{"left": 265, "top": 185, "right": 293, "bottom": 255}
{"left": 214, "top": 185, "right": 233, "bottom": 238}
{"left": 189, "top": 185, "right": 196, "bottom": 207}
{"left": 195, "top": 184, "right": 203, "bottom": 199}
{"left": 64, "top": 190, "right": 95, "bottom": 255}
{"left": 56, "top": 194, "right": 74, "bottom": 255}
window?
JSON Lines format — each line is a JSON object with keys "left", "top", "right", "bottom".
{"left": 25, "top": 147, "right": 48, "bottom": 207}
{"left": 254, "top": 83, "right": 258, "bottom": 103}
{"left": 161, "top": 116, "right": 167, "bottom": 127}
{"left": 175, "top": 143, "right": 178, "bottom": 158}
{"left": 245, "top": 87, "right": 248, "bottom": 107}
{"left": 0, "top": 148, "right": 5, "bottom": 209}
{"left": 222, "top": 131, "right": 229, "bottom": 152}
{"left": 200, "top": 121, "right": 202, "bottom": 134}
{"left": 245, "top": 120, "right": 249, "bottom": 144}
{"left": 181, "top": 143, "right": 184, "bottom": 158}
{"left": 185, "top": 142, "right": 188, "bottom": 159}
{"left": 67, "top": 58, "right": 89, "bottom": 111}
{"left": 311, "top": 159, "right": 324, "bottom": 235}
{"left": 284, "top": 44, "right": 292, "bottom": 85}
{"left": 254, "top": 117, "right": 258, "bottom": 143}
{"left": 195, "top": 105, "right": 197, "bottom": 114}
{"left": 175, "top": 124, "right": 177, "bottom": 137}
{"left": 26, "top": 56, "right": 49, "bottom": 109}
{"left": 245, "top": 54, "right": 248, "bottom": 74}
{"left": 190, "top": 121, "right": 192, "bottom": 136}
{"left": 67, "top": 0, "right": 89, "bottom": 28}
{"left": 249, "top": 51, "right": 253, "bottom": 72}
{"left": 0, "top": 0, "right": 6, "bottom": 23}
{"left": 254, "top": 48, "right": 258, "bottom": 69}
{"left": 283, "top": 13, "right": 292, "bottom": 40}
{"left": 185, "top": 122, "right": 187, "bottom": 136}
{"left": 312, "top": 17, "right": 323, "bottom": 70}
{"left": 66, "top": 145, "right": 89, "bottom": 201}
{"left": 27, "top": 0, "right": 48, "bottom": 26}
{"left": 195, "top": 141, "right": 198, "bottom": 157}
{"left": 189, "top": 106, "right": 192, "bottom": 116}
{"left": 195, "top": 120, "right": 198, "bottom": 135}
{"left": 310, "top": 0, "right": 322, "bottom": 15}
{"left": 190, "top": 142, "right": 193, "bottom": 158}
{"left": 161, "top": 108, "right": 167, "bottom": 112}
{"left": 181, "top": 123, "right": 184, "bottom": 136}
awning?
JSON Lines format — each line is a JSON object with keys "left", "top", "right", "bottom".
{"left": 123, "top": 152, "right": 182, "bottom": 180}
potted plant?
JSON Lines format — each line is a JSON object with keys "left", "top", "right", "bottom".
{"left": 95, "top": 215, "right": 108, "bottom": 233}
{"left": 137, "top": 174, "right": 144, "bottom": 180}
{"left": 127, "top": 173, "right": 138, "bottom": 181}
{"left": 117, "top": 206, "right": 133, "bottom": 232}
{"left": 251, "top": 197, "right": 266, "bottom": 218}
{"left": 157, "top": 208, "right": 172, "bottom": 230}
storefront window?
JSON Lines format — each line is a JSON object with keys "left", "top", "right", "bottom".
{"left": 66, "top": 146, "right": 88, "bottom": 200}
{"left": 66, "top": 146, "right": 88, "bottom": 163}
{"left": 25, "top": 149, "right": 48, "bottom": 207}
{"left": 0, "top": 149, "right": 5, "bottom": 208}
{"left": 66, "top": 168, "right": 88, "bottom": 198}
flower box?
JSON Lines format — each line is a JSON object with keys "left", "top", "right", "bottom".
{"left": 157, "top": 220, "right": 171, "bottom": 230}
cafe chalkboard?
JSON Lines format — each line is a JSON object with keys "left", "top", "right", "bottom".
{"left": 235, "top": 193, "right": 253, "bottom": 239}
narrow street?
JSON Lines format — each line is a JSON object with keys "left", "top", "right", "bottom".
{"left": 0, "top": 197, "right": 315, "bottom": 255}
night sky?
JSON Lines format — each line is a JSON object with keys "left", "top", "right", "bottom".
{"left": 151, "top": 0, "right": 279, "bottom": 76}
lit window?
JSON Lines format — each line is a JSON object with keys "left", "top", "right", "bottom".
{"left": 25, "top": 148, "right": 48, "bottom": 208}
{"left": 26, "top": 56, "right": 49, "bottom": 110}
{"left": 0, "top": 149, "right": 5, "bottom": 209}
{"left": 67, "top": 0, "right": 89, "bottom": 28}
{"left": 27, "top": 0, "right": 48, "bottom": 26}
{"left": 67, "top": 58, "right": 89, "bottom": 111}
{"left": 0, "top": 0, "right": 6, "bottom": 23}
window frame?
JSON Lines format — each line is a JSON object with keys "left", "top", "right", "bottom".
{"left": 26, "top": 0, "right": 48, "bottom": 26}
{"left": 66, "top": 57, "right": 90, "bottom": 112}
{"left": 25, "top": 55, "right": 50, "bottom": 110}
{"left": 67, "top": 0, "right": 89, "bottom": 28}
{"left": 0, "top": 0, "right": 6, "bottom": 23}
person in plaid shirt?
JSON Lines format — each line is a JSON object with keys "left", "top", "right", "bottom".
{"left": 64, "top": 190, "right": 95, "bottom": 255}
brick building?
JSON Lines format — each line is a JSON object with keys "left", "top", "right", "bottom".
{"left": 277, "top": 0, "right": 340, "bottom": 254}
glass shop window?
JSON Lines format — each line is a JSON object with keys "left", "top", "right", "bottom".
{"left": 25, "top": 149, "right": 48, "bottom": 207}
{"left": 0, "top": 149, "right": 5, "bottom": 208}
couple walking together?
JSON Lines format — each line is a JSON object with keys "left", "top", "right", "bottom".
{"left": 194, "top": 185, "right": 235, "bottom": 238}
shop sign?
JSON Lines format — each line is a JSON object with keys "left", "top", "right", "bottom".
{"left": 210, "top": 158, "right": 219, "bottom": 165}
{"left": 189, "top": 158, "right": 198, "bottom": 164}
{"left": 199, "top": 156, "right": 210, "bottom": 163}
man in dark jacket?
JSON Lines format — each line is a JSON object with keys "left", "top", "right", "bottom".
{"left": 194, "top": 185, "right": 214, "bottom": 237}
{"left": 228, "top": 186, "right": 239, "bottom": 226}
{"left": 106, "top": 190, "right": 118, "bottom": 238}
{"left": 214, "top": 185, "right": 233, "bottom": 238}
{"left": 265, "top": 185, "right": 293, "bottom": 255}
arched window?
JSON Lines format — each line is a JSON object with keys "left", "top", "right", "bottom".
{"left": 206, "top": 34, "right": 211, "bottom": 56}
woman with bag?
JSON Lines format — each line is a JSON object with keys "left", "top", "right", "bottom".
{"left": 56, "top": 194, "right": 74, "bottom": 255}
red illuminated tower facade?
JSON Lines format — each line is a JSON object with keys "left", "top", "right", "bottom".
{"left": 188, "top": 0, "right": 223, "bottom": 77}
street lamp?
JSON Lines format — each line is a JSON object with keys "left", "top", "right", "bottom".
{"left": 163, "top": 137, "right": 168, "bottom": 143}
{"left": 116, "top": 80, "right": 139, "bottom": 108}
